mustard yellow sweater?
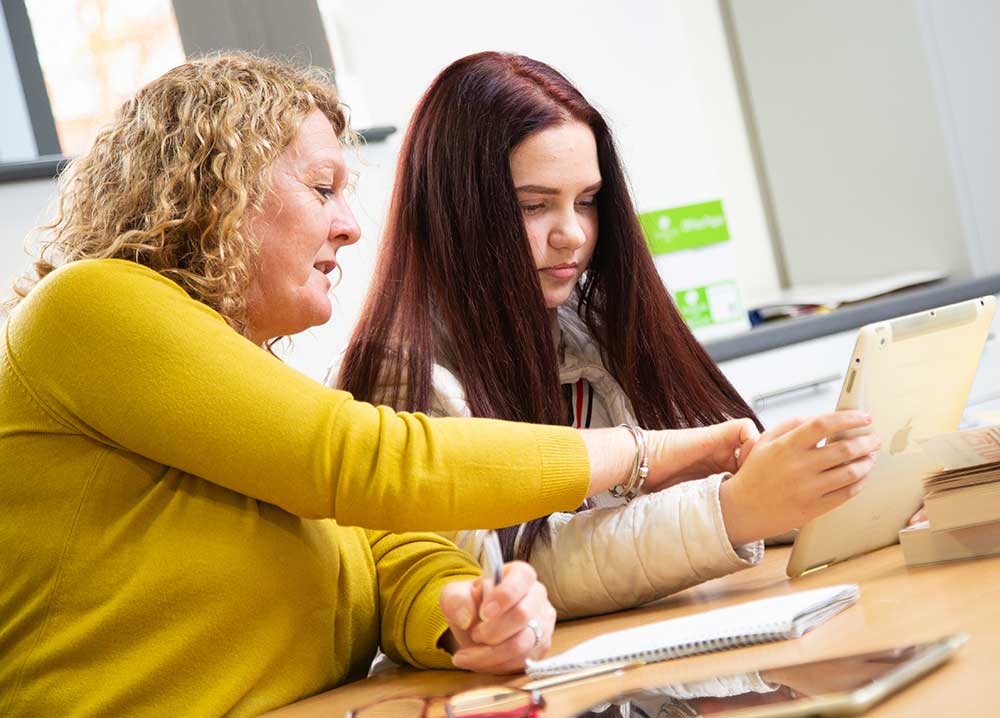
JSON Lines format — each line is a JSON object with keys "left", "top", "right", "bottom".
{"left": 0, "top": 259, "right": 589, "bottom": 718}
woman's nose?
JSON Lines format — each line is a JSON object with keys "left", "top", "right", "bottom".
{"left": 330, "top": 203, "right": 361, "bottom": 247}
{"left": 550, "top": 213, "right": 587, "bottom": 250}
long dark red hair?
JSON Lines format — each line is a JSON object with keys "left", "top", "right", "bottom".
{"left": 340, "top": 52, "right": 760, "bottom": 559}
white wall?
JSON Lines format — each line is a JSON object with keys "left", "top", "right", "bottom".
{"left": 676, "top": 0, "right": 781, "bottom": 304}
{"left": 916, "top": 0, "right": 1000, "bottom": 278}
{"left": 0, "top": 178, "right": 55, "bottom": 287}
{"left": 728, "top": 0, "right": 971, "bottom": 286}
{"left": 1, "top": 0, "right": 779, "bottom": 382}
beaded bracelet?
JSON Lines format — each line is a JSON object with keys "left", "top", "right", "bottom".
{"left": 608, "top": 423, "right": 649, "bottom": 502}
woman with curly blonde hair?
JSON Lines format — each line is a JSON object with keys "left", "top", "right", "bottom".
{"left": 0, "top": 54, "right": 777, "bottom": 717}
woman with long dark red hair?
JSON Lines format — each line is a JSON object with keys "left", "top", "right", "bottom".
{"left": 334, "top": 52, "right": 879, "bottom": 619}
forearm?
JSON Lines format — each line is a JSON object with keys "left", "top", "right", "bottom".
{"left": 579, "top": 427, "right": 634, "bottom": 497}
{"left": 718, "top": 478, "right": 757, "bottom": 547}
{"left": 534, "top": 476, "right": 761, "bottom": 619}
{"left": 580, "top": 422, "right": 755, "bottom": 499}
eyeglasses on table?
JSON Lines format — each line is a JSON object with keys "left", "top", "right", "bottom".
{"left": 347, "top": 683, "right": 542, "bottom": 718}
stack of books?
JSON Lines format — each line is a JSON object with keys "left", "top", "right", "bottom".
{"left": 899, "top": 425, "right": 1000, "bottom": 566}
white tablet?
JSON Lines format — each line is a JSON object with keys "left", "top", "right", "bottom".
{"left": 786, "top": 295, "right": 997, "bottom": 578}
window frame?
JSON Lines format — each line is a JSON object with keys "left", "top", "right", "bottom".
{"left": 0, "top": 0, "right": 393, "bottom": 183}
{"left": 2, "top": 0, "right": 60, "bottom": 158}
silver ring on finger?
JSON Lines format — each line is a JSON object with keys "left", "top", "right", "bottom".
{"left": 526, "top": 618, "right": 543, "bottom": 649}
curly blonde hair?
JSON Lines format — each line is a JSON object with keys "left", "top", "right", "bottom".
{"left": 9, "top": 53, "right": 350, "bottom": 336}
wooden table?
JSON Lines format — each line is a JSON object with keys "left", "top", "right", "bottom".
{"left": 264, "top": 545, "right": 1000, "bottom": 717}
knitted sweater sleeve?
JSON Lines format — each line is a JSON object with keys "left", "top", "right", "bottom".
{"left": 7, "top": 259, "right": 589, "bottom": 532}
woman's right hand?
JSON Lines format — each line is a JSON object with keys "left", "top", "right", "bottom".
{"left": 717, "top": 411, "right": 882, "bottom": 546}
{"left": 439, "top": 561, "right": 555, "bottom": 674}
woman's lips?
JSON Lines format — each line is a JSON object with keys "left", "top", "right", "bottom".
{"left": 312, "top": 263, "right": 336, "bottom": 290}
{"left": 540, "top": 264, "right": 578, "bottom": 280}
{"left": 313, "top": 260, "right": 338, "bottom": 289}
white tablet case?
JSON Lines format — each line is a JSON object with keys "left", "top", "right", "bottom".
{"left": 787, "top": 296, "right": 997, "bottom": 577}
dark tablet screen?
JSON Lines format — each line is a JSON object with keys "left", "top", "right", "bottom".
{"left": 575, "top": 642, "right": 937, "bottom": 718}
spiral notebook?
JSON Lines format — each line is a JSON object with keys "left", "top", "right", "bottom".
{"left": 526, "top": 584, "right": 859, "bottom": 676}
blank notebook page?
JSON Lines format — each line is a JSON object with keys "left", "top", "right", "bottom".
{"left": 527, "top": 584, "right": 859, "bottom": 675}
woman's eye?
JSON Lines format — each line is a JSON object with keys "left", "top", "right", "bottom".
{"left": 576, "top": 197, "right": 597, "bottom": 208}
{"left": 520, "top": 203, "right": 545, "bottom": 214}
{"left": 315, "top": 186, "right": 335, "bottom": 201}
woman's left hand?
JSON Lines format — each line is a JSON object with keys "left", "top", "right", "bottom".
{"left": 439, "top": 561, "right": 555, "bottom": 673}
{"left": 644, "top": 418, "right": 760, "bottom": 491}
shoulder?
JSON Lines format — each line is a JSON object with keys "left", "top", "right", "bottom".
{"left": 16, "top": 259, "right": 198, "bottom": 321}
{"left": 38, "top": 257, "right": 184, "bottom": 294}
{"left": 428, "top": 362, "right": 472, "bottom": 417}
{"left": 556, "top": 298, "right": 605, "bottom": 368}
{"left": 7, "top": 259, "right": 226, "bottom": 369}
{"left": 10, "top": 259, "right": 204, "bottom": 335}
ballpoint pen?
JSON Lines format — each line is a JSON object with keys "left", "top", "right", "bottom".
{"left": 480, "top": 529, "right": 504, "bottom": 602}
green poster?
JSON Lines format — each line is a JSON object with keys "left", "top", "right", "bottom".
{"left": 673, "top": 281, "right": 745, "bottom": 330}
{"left": 639, "top": 200, "right": 729, "bottom": 255}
